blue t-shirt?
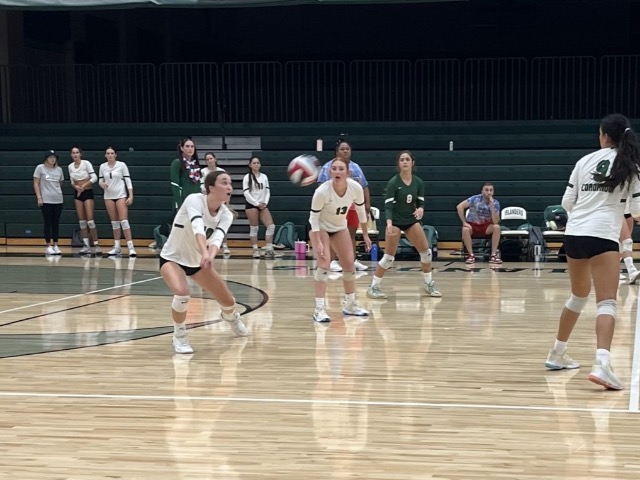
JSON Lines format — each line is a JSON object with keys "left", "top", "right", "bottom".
{"left": 466, "top": 194, "right": 500, "bottom": 223}
{"left": 317, "top": 160, "right": 368, "bottom": 188}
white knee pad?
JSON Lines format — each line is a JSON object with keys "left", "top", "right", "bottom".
{"left": 379, "top": 254, "right": 395, "bottom": 270}
{"left": 79, "top": 220, "right": 88, "bottom": 230}
{"left": 120, "top": 219, "right": 130, "bottom": 230}
{"left": 314, "top": 267, "right": 329, "bottom": 282}
{"left": 87, "top": 220, "right": 96, "bottom": 229}
{"left": 565, "top": 294, "right": 588, "bottom": 313}
{"left": 266, "top": 224, "right": 276, "bottom": 236}
{"left": 622, "top": 238, "right": 633, "bottom": 253}
{"left": 111, "top": 221, "right": 121, "bottom": 230}
{"left": 249, "top": 225, "right": 259, "bottom": 238}
{"left": 419, "top": 249, "right": 432, "bottom": 264}
{"left": 342, "top": 270, "right": 356, "bottom": 282}
{"left": 171, "top": 295, "right": 190, "bottom": 313}
{"left": 597, "top": 299, "right": 617, "bottom": 318}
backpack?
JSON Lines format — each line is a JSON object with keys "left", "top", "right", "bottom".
{"left": 527, "top": 225, "right": 546, "bottom": 260}
{"left": 274, "top": 222, "right": 298, "bottom": 249}
{"left": 423, "top": 225, "right": 438, "bottom": 260}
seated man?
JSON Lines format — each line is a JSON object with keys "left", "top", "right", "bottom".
{"left": 456, "top": 182, "right": 502, "bottom": 264}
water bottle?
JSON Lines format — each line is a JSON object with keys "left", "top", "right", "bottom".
{"left": 25, "top": 227, "right": 31, "bottom": 236}
{"left": 370, "top": 243, "right": 378, "bottom": 262}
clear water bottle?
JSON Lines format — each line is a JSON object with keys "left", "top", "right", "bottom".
{"left": 25, "top": 227, "right": 31, "bottom": 236}
{"left": 370, "top": 243, "right": 378, "bottom": 262}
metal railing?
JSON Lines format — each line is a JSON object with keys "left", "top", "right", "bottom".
{"left": 1, "top": 55, "right": 639, "bottom": 123}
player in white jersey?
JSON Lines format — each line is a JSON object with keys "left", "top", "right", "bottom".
{"left": 309, "top": 158, "right": 371, "bottom": 323}
{"left": 201, "top": 152, "right": 230, "bottom": 255}
{"left": 68, "top": 146, "right": 101, "bottom": 255}
{"left": 98, "top": 147, "right": 136, "bottom": 257}
{"left": 545, "top": 114, "right": 640, "bottom": 391}
{"left": 243, "top": 156, "right": 276, "bottom": 259}
{"left": 619, "top": 198, "right": 639, "bottom": 283}
{"left": 160, "top": 170, "right": 248, "bottom": 354}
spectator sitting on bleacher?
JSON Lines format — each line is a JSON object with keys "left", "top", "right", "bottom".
{"left": 456, "top": 182, "right": 502, "bottom": 265}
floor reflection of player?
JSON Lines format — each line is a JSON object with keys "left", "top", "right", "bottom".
{"left": 166, "top": 337, "right": 248, "bottom": 479}
{"left": 312, "top": 317, "right": 370, "bottom": 478}
{"left": 104, "top": 256, "right": 138, "bottom": 346}
{"left": 457, "top": 268, "right": 499, "bottom": 335}
{"left": 246, "top": 259, "right": 274, "bottom": 355}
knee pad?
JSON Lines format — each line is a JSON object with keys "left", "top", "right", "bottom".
{"left": 597, "top": 299, "right": 617, "bottom": 318}
{"left": 342, "top": 270, "right": 356, "bottom": 282}
{"left": 79, "top": 220, "right": 88, "bottom": 230}
{"left": 120, "top": 219, "right": 130, "bottom": 230}
{"left": 171, "top": 295, "right": 190, "bottom": 313}
{"left": 379, "top": 254, "right": 395, "bottom": 270}
{"left": 266, "top": 224, "right": 276, "bottom": 236}
{"left": 622, "top": 238, "right": 633, "bottom": 253}
{"left": 314, "top": 267, "right": 329, "bottom": 282}
{"left": 87, "top": 220, "right": 96, "bottom": 229}
{"left": 565, "top": 294, "right": 588, "bottom": 313}
{"left": 249, "top": 225, "right": 259, "bottom": 238}
{"left": 111, "top": 221, "right": 121, "bottom": 231}
{"left": 419, "top": 249, "right": 432, "bottom": 264}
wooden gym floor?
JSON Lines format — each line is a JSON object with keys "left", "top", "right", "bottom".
{"left": 0, "top": 251, "right": 639, "bottom": 479}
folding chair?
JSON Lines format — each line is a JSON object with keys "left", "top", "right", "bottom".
{"left": 499, "top": 206, "right": 530, "bottom": 261}
{"left": 542, "top": 205, "right": 567, "bottom": 259}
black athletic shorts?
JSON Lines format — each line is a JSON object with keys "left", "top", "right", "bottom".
{"left": 159, "top": 256, "right": 201, "bottom": 276}
{"left": 563, "top": 235, "right": 619, "bottom": 260}
{"left": 393, "top": 220, "right": 419, "bottom": 232}
{"left": 245, "top": 202, "right": 259, "bottom": 210}
{"left": 75, "top": 189, "right": 95, "bottom": 202}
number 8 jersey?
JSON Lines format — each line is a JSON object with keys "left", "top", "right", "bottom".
{"left": 161, "top": 193, "right": 234, "bottom": 267}
{"left": 309, "top": 178, "right": 367, "bottom": 233}
{"left": 562, "top": 147, "right": 640, "bottom": 242}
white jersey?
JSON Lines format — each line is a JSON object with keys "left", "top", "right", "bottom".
{"left": 562, "top": 147, "right": 640, "bottom": 243}
{"left": 68, "top": 160, "right": 97, "bottom": 185}
{"left": 243, "top": 172, "right": 270, "bottom": 206}
{"left": 200, "top": 166, "right": 225, "bottom": 194}
{"left": 309, "top": 178, "right": 367, "bottom": 233}
{"left": 161, "top": 193, "right": 233, "bottom": 268}
{"left": 99, "top": 161, "right": 133, "bottom": 200}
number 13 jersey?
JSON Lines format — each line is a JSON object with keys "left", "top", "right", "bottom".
{"left": 309, "top": 178, "right": 367, "bottom": 233}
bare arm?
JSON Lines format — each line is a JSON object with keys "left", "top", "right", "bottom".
{"left": 33, "top": 178, "right": 43, "bottom": 207}
{"left": 456, "top": 200, "right": 470, "bottom": 224}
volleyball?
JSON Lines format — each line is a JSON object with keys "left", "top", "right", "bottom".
{"left": 287, "top": 154, "right": 320, "bottom": 186}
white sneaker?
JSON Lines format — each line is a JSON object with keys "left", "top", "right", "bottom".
{"left": 424, "top": 281, "right": 442, "bottom": 297}
{"left": 252, "top": 249, "right": 261, "bottom": 259}
{"left": 366, "top": 285, "right": 388, "bottom": 299}
{"left": 354, "top": 260, "right": 369, "bottom": 271}
{"left": 545, "top": 349, "right": 580, "bottom": 370}
{"left": 45, "top": 246, "right": 56, "bottom": 256}
{"left": 628, "top": 270, "right": 640, "bottom": 285}
{"left": 93, "top": 245, "right": 102, "bottom": 255}
{"left": 620, "top": 273, "right": 628, "bottom": 282}
{"left": 313, "top": 306, "right": 331, "bottom": 323}
{"left": 108, "top": 246, "right": 122, "bottom": 256}
{"left": 223, "top": 311, "right": 249, "bottom": 337}
{"left": 223, "top": 245, "right": 231, "bottom": 256}
{"left": 128, "top": 248, "right": 137, "bottom": 258}
{"left": 588, "top": 361, "right": 624, "bottom": 390}
{"left": 265, "top": 249, "right": 275, "bottom": 259}
{"left": 342, "top": 297, "right": 369, "bottom": 316}
{"left": 79, "top": 245, "right": 91, "bottom": 255}
{"left": 172, "top": 332, "right": 194, "bottom": 354}
{"left": 52, "top": 245, "right": 62, "bottom": 255}
{"left": 330, "top": 260, "right": 343, "bottom": 272}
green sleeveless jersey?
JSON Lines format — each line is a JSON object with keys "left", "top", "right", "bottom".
{"left": 384, "top": 174, "right": 425, "bottom": 225}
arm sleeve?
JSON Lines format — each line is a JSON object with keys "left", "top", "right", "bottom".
{"left": 209, "top": 208, "right": 234, "bottom": 249}
{"left": 309, "top": 188, "right": 325, "bottom": 232}
{"left": 122, "top": 163, "right": 133, "bottom": 191}
{"left": 171, "top": 159, "right": 182, "bottom": 208}
{"left": 98, "top": 164, "right": 104, "bottom": 182}
{"left": 243, "top": 175, "right": 260, "bottom": 206}
{"left": 416, "top": 178, "right": 425, "bottom": 209}
{"left": 629, "top": 176, "right": 640, "bottom": 218}
{"left": 183, "top": 195, "right": 206, "bottom": 238}
{"left": 86, "top": 161, "right": 97, "bottom": 183}
{"left": 384, "top": 177, "right": 396, "bottom": 221}
{"left": 561, "top": 165, "right": 580, "bottom": 213}
{"left": 263, "top": 174, "right": 271, "bottom": 205}
{"left": 353, "top": 183, "right": 368, "bottom": 224}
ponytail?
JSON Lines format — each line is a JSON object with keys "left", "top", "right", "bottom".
{"left": 592, "top": 114, "right": 640, "bottom": 190}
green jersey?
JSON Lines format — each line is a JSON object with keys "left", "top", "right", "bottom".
{"left": 384, "top": 174, "right": 425, "bottom": 225}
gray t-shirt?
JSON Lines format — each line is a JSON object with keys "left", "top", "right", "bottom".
{"left": 33, "top": 164, "right": 64, "bottom": 204}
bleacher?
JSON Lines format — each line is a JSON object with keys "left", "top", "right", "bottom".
{"left": 1, "top": 119, "right": 628, "bottom": 250}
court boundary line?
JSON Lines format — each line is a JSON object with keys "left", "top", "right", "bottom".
{"left": 629, "top": 284, "right": 640, "bottom": 412}
{"left": 0, "top": 391, "right": 631, "bottom": 414}
{"left": 0, "top": 276, "right": 163, "bottom": 315}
